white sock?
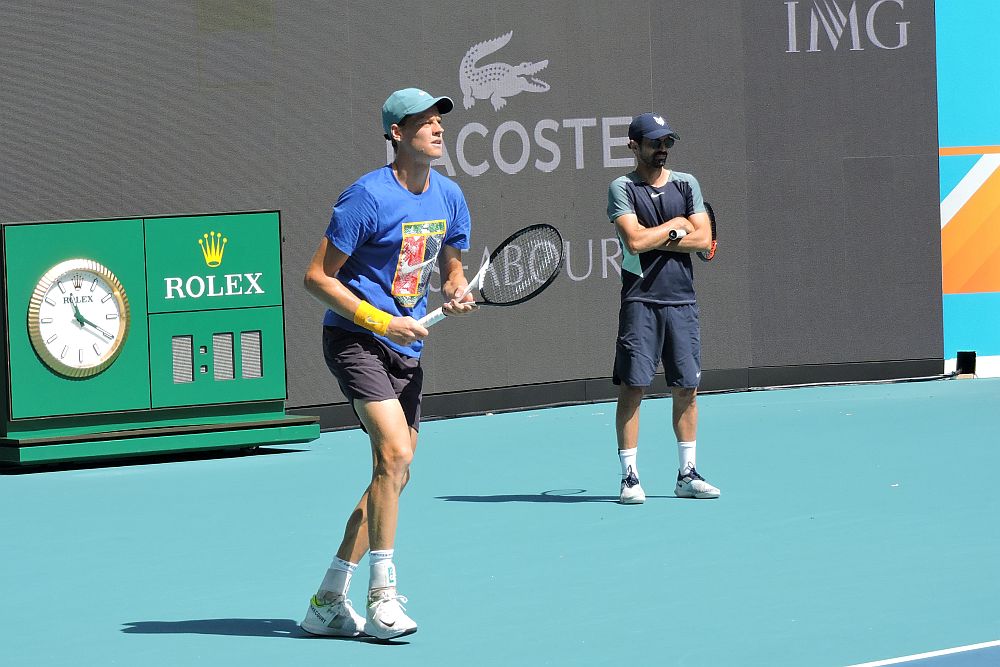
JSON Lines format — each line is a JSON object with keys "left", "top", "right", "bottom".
{"left": 678, "top": 440, "right": 696, "bottom": 474}
{"left": 369, "top": 549, "right": 396, "bottom": 591}
{"left": 318, "top": 557, "right": 356, "bottom": 601}
{"left": 618, "top": 448, "right": 638, "bottom": 478}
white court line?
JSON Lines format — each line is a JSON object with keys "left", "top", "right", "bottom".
{"left": 940, "top": 154, "right": 1000, "bottom": 228}
{"left": 944, "top": 354, "right": 1000, "bottom": 378}
{"left": 845, "top": 639, "right": 1000, "bottom": 667}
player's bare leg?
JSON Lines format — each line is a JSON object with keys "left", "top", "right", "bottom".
{"left": 301, "top": 400, "right": 415, "bottom": 638}
{"left": 671, "top": 387, "right": 720, "bottom": 499}
{"left": 615, "top": 385, "right": 646, "bottom": 504}
{"left": 671, "top": 387, "right": 697, "bottom": 442}
{"left": 355, "top": 399, "right": 419, "bottom": 639}
{"left": 334, "top": 419, "right": 416, "bottom": 562}
{"left": 301, "top": 401, "right": 417, "bottom": 638}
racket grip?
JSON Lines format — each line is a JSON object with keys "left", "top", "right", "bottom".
{"left": 669, "top": 229, "right": 688, "bottom": 240}
{"left": 417, "top": 307, "right": 447, "bottom": 328}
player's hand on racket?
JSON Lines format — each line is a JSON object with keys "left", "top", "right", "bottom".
{"left": 440, "top": 280, "right": 478, "bottom": 318}
{"left": 385, "top": 316, "right": 428, "bottom": 346}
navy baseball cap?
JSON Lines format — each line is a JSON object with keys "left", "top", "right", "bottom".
{"left": 381, "top": 88, "right": 455, "bottom": 138}
{"left": 628, "top": 112, "right": 680, "bottom": 142}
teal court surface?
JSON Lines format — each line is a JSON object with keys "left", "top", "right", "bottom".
{"left": 2, "top": 378, "right": 998, "bottom": 667}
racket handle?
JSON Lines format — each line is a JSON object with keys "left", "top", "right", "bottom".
{"left": 669, "top": 229, "right": 688, "bottom": 240}
{"left": 418, "top": 307, "right": 447, "bottom": 328}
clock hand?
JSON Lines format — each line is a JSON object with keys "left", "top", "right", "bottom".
{"left": 70, "top": 301, "right": 87, "bottom": 326}
{"left": 74, "top": 306, "right": 116, "bottom": 340}
{"left": 80, "top": 320, "right": 116, "bottom": 340}
{"left": 92, "top": 322, "right": 115, "bottom": 339}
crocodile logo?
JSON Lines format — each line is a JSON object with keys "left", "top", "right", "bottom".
{"left": 459, "top": 31, "right": 550, "bottom": 111}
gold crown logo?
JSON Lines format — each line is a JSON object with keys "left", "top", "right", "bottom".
{"left": 198, "top": 231, "right": 228, "bottom": 267}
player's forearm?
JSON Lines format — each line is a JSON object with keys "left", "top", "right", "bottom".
{"left": 655, "top": 224, "right": 712, "bottom": 253}
{"left": 306, "top": 274, "right": 414, "bottom": 337}
{"left": 439, "top": 250, "right": 468, "bottom": 301}
{"left": 303, "top": 271, "right": 363, "bottom": 321}
{"left": 625, "top": 217, "right": 691, "bottom": 253}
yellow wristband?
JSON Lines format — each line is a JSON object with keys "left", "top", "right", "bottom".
{"left": 353, "top": 300, "right": 392, "bottom": 336}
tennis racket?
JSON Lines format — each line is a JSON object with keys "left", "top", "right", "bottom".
{"left": 418, "top": 223, "right": 564, "bottom": 328}
{"left": 697, "top": 201, "right": 718, "bottom": 262}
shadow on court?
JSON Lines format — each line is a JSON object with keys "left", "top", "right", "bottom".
{"left": 122, "top": 619, "right": 305, "bottom": 638}
{"left": 436, "top": 489, "right": 677, "bottom": 503}
{"left": 120, "top": 619, "right": 410, "bottom": 645}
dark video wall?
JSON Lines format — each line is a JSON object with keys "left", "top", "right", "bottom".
{"left": 0, "top": 1, "right": 941, "bottom": 425}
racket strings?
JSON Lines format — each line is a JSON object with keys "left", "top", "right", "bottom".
{"left": 480, "top": 226, "right": 563, "bottom": 305}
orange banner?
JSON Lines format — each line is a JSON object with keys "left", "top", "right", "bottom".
{"left": 939, "top": 146, "right": 1000, "bottom": 156}
{"left": 942, "top": 166, "right": 1000, "bottom": 294}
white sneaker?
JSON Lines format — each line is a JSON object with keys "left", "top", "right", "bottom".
{"left": 675, "top": 467, "right": 721, "bottom": 499}
{"left": 365, "top": 588, "right": 418, "bottom": 640}
{"left": 300, "top": 594, "right": 366, "bottom": 637}
{"left": 619, "top": 466, "right": 646, "bottom": 504}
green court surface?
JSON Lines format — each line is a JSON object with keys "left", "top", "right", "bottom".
{"left": 2, "top": 378, "right": 998, "bottom": 666}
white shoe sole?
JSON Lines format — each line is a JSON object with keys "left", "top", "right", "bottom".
{"left": 300, "top": 619, "right": 365, "bottom": 638}
{"left": 364, "top": 622, "right": 418, "bottom": 640}
{"left": 619, "top": 493, "right": 645, "bottom": 504}
{"left": 676, "top": 487, "right": 720, "bottom": 499}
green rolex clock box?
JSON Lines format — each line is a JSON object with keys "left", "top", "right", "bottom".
{"left": 0, "top": 211, "right": 318, "bottom": 465}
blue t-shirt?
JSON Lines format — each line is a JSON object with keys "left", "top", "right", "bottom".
{"left": 607, "top": 170, "right": 705, "bottom": 305}
{"left": 323, "top": 165, "right": 471, "bottom": 357}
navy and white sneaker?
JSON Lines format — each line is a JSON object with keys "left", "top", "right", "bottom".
{"left": 619, "top": 466, "right": 646, "bottom": 504}
{"left": 675, "top": 466, "right": 721, "bottom": 499}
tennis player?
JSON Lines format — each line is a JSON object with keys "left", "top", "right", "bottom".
{"left": 606, "top": 112, "right": 721, "bottom": 505}
{"left": 300, "top": 88, "right": 476, "bottom": 639}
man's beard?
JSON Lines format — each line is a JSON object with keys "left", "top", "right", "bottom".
{"left": 641, "top": 152, "right": 668, "bottom": 168}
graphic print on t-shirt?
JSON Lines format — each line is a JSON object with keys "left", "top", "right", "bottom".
{"left": 393, "top": 219, "right": 446, "bottom": 307}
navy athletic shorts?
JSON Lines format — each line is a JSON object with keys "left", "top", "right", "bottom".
{"left": 612, "top": 301, "right": 701, "bottom": 388}
{"left": 323, "top": 326, "right": 423, "bottom": 431}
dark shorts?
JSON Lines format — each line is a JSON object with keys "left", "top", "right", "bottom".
{"left": 323, "top": 326, "right": 423, "bottom": 431}
{"left": 613, "top": 301, "right": 701, "bottom": 388}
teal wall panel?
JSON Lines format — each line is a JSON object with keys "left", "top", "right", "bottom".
{"left": 148, "top": 306, "right": 286, "bottom": 408}
{"left": 144, "top": 212, "right": 283, "bottom": 314}
{"left": 3, "top": 220, "right": 152, "bottom": 418}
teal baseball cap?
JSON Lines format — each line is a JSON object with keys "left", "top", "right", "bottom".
{"left": 381, "top": 88, "right": 455, "bottom": 138}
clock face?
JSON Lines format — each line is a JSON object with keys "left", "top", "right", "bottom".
{"left": 27, "top": 259, "right": 131, "bottom": 378}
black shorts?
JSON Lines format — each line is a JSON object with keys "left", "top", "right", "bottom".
{"left": 323, "top": 326, "right": 423, "bottom": 431}
{"left": 612, "top": 301, "right": 701, "bottom": 388}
